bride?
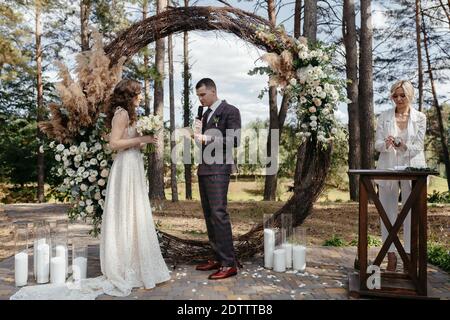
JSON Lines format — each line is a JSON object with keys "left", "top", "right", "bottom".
{"left": 11, "top": 79, "right": 171, "bottom": 299}
{"left": 99, "top": 78, "right": 171, "bottom": 295}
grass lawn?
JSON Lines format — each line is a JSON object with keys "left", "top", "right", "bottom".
{"left": 156, "top": 176, "right": 449, "bottom": 249}
{"left": 164, "top": 175, "right": 449, "bottom": 203}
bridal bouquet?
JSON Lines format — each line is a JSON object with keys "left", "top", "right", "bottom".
{"left": 135, "top": 114, "right": 163, "bottom": 153}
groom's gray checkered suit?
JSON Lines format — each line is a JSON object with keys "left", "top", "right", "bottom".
{"left": 198, "top": 100, "right": 241, "bottom": 267}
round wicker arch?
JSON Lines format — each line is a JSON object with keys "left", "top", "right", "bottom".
{"left": 104, "top": 6, "right": 332, "bottom": 263}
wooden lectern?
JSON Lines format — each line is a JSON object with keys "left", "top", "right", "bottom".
{"left": 348, "top": 169, "right": 437, "bottom": 299}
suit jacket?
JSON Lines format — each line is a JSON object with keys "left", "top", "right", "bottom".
{"left": 375, "top": 107, "right": 427, "bottom": 186}
{"left": 197, "top": 100, "right": 241, "bottom": 176}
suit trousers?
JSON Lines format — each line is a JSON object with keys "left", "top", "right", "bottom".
{"left": 198, "top": 174, "right": 236, "bottom": 267}
{"left": 379, "top": 181, "right": 412, "bottom": 253}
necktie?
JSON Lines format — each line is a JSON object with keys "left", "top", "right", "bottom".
{"left": 202, "top": 108, "right": 212, "bottom": 133}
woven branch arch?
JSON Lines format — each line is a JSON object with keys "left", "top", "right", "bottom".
{"left": 104, "top": 6, "right": 332, "bottom": 263}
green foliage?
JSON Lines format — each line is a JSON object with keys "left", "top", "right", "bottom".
{"left": 0, "top": 1, "right": 31, "bottom": 80}
{"left": 427, "top": 190, "right": 450, "bottom": 203}
{"left": 278, "top": 124, "right": 299, "bottom": 178}
{"left": 92, "top": 0, "right": 131, "bottom": 42}
{"left": 323, "top": 234, "right": 346, "bottom": 247}
{"left": 425, "top": 103, "right": 450, "bottom": 170}
{"left": 1, "top": 185, "right": 37, "bottom": 203}
{"left": 0, "top": 115, "right": 62, "bottom": 189}
{"left": 324, "top": 123, "right": 349, "bottom": 191}
{"left": 427, "top": 243, "right": 450, "bottom": 273}
{"left": 349, "top": 235, "right": 382, "bottom": 247}
{"left": 247, "top": 66, "right": 272, "bottom": 77}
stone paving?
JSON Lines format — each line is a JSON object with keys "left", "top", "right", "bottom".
{"left": 0, "top": 203, "right": 449, "bottom": 300}
{"left": 0, "top": 245, "right": 449, "bottom": 300}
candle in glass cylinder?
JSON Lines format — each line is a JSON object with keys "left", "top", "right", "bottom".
{"left": 33, "top": 238, "right": 45, "bottom": 278}
{"left": 50, "top": 257, "right": 66, "bottom": 284}
{"left": 282, "top": 243, "right": 293, "bottom": 269}
{"left": 36, "top": 243, "right": 50, "bottom": 283}
{"left": 73, "top": 257, "right": 87, "bottom": 279}
{"left": 273, "top": 248, "right": 286, "bottom": 272}
{"left": 264, "top": 229, "right": 275, "bottom": 269}
{"left": 56, "top": 245, "right": 68, "bottom": 278}
{"left": 293, "top": 245, "right": 306, "bottom": 272}
{"left": 14, "top": 251, "right": 28, "bottom": 286}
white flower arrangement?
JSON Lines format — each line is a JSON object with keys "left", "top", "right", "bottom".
{"left": 135, "top": 114, "right": 163, "bottom": 153}
{"left": 255, "top": 27, "right": 347, "bottom": 148}
{"left": 45, "top": 113, "right": 113, "bottom": 233}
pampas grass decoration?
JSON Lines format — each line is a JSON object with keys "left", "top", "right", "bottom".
{"left": 39, "top": 29, "right": 126, "bottom": 143}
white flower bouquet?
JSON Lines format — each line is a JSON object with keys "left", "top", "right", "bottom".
{"left": 135, "top": 114, "right": 163, "bottom": 153}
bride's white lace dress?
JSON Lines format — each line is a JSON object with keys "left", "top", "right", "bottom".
{"left": 11, "top": 107, "right": 171, "bottom": 299}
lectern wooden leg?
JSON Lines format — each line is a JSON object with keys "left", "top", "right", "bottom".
{"left": 358, "top": 177, "right": 368, "bottom": 291}
{"left": 410, "top": 179, "right": 419, "bottom": 285}
{"left": 418, "top": 177, "right": 427, "bottom": 296}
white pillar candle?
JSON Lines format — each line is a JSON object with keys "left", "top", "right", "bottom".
{"left": 14, "top": 251, "right": 28, "bottom": 286}
{"left": 50, "top": 257, "right": 66, "bottom": 284}
{"left": 264, "top": 229, "right": 275, "bottom": 269}
{"left": 36, "top": 243, "right": 50, "bottom": 283}
{"left": 33, "top": 238, "right": 46, "bottom": 278}
{"left": 56, "top": 245, "right": 68, "bottom": 278}
{"left": 273, "top": 248, "right": 286, "bottom": 272}
{"left": 73, "top": 257, "right": 87, "bottom": 280}
{"left": 282, "top": 243, "right": 293, "bottom": 269}
{"left": 293, "top": 245, "right": 306, "bottom": 272}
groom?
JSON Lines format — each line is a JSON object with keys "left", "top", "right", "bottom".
{"left": 193, "top": 78, "right": 241, "bottom": 280}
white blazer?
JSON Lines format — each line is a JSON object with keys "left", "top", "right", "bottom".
{"left": 375, "top": 107, "right": 427, "bottom": 186}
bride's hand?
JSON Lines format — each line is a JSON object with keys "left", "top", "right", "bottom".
{"left": 140, "top": 135, "right": 158, "bottom": 145}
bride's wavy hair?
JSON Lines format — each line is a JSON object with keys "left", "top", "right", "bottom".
{"left": 105, "top": 79, "right": 142, "bottom": 129}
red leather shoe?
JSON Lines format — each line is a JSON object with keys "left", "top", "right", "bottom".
{"left": 208, "top": 267, "right": 237, "bottom": 280}
{"left": 196, "top": 260, "right": 221, "bottom": 271}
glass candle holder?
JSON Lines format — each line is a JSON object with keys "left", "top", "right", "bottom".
{"left": 33, "top": 221, "right": 50, "bottom": 283}
{"left": 292, "top": 226, "right": 307, "bottom": 272}
{"left": 50, "top": 235, "right": 68, "bottom": 284}
{"left": 51, "top": 220, "right": 68, "bottom": 278}
{"left": 273, "top": 229, "right": 286, "bottom": 272}
{"left": 72, "top": 243, "right": 88, "bottom": 281}
{"left": 14, "top": 223, "right": 29, "bottom": 287}
{"left": 281, "top": 214, "right": 293, "bottom": 269}
{"left": 281, "top": 213, "right": 293, "bottom": 244}
{"left": 263, "top": 214, "right": 276, "bottom": 269}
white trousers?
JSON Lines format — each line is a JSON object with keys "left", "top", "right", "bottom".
{"left": 379, "top": 181, "right": 411, "bottom": 253}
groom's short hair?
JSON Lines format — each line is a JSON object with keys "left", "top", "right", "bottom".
{"left": 196, "top": 78, "right": 216, "bottom": 91}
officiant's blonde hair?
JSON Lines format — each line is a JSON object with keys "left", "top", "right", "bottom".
{"left": 390, "top": 80, "right": 415, "bottom": 103}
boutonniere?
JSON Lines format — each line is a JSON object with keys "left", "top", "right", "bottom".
{"left": 213, "top": 116, "right": 220, "bottom": 127}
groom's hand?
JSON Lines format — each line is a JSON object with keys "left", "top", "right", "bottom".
{"left": 194, "top": 119, "right": 202, "bottom": 135}
{"left": 194, "top": 133, "right": 207, "bottom": 144}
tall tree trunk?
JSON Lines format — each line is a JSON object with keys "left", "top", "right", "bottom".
{"left": 143, "top": 0, "right": 151, "bottom": 116}
{"left": 143, "top": 0, "right": 153, "bottom": 200}
{"left": 80, "top": 0, "right": 90, "bottom": 51}
{"left": 149, "top": 0, "right": 166, "bottom": 199}
{"left": 36, "top": 0, "right": 45, "bottom": 203}
{"left": 415, "top": 0, "right": 424, "bottom": 111}
{"left": 294, "top": 0, "right": 302, "bottom": 38}
{"left": 343, "top": 0, "right": 360, "bottom": 201}
{"left": 263, "top": 0, "right": 279, "bottom": 201}
{"left": 303, "top": 0, "right": 317, "bottom": 41}
{"left": 183, "top": 0, "right": 192, "bottom": 200}
{"left": 422, "top": 7, "right": 450, "bottom": 190}
{"left": 358, "top": 0, "right": 375, "bottom": 170}
{"left": 168, "top": 34, "right": 178, "bottom": 202}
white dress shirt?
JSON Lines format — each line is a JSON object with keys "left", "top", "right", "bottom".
{"left": 206, "top": 99, "right": 222, "bottom": 123}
